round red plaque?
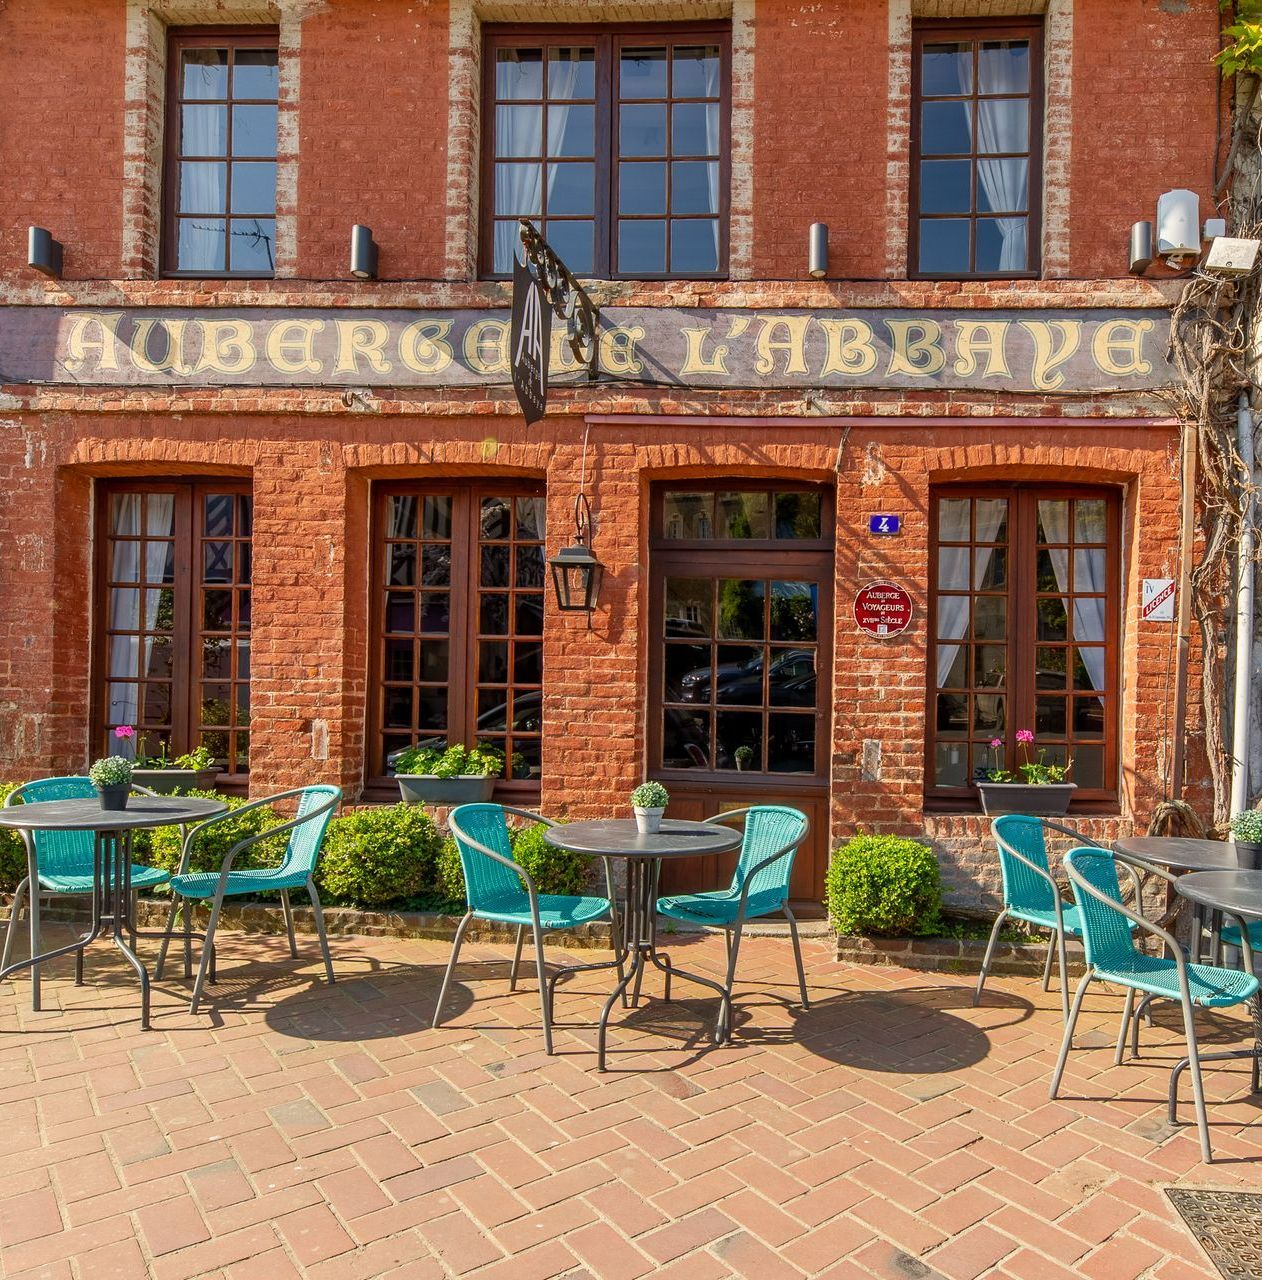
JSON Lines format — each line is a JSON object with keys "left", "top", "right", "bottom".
{"left": 853, "top": 581, "right": 913, "bottom": 638}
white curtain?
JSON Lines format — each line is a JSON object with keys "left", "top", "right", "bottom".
{"left": 701, "top": 50, "right": 721, "bottom": 261}
{"left": 1038, "top": 500, "right": 1107, "bottom": 696}
{"left": 179, "top": 103, "right": 227, "bottom": 268}
{"left": 966, "top": 46, "right": 1028, "bottom": 273}
{"left": 935, "top": 500, "right": 1006, "bottom": 688}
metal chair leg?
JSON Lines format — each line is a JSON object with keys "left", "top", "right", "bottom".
{"left": 189, "top": 895, "right": 226, "bottom": 1015}
{"left": 2, "top": 878, "right": 28, "bottom": 972}
{"left": 1055, "top": 927, "right": 1071, "bottom": 1022}
{"left": 1177, "top": 999, "right": 1214, "bottom": 1163}
{"left": 154, "top": 897, "right": 181, "bottom": 980}
{"left": 432, "top": 912, "right": 472, "bottom": 1029}
{"left": 784, "top": 907, "right": 809, "bottom": 1009}
{"left": 718, "top": 921, "right": 745, "bottom": 1043}
{"left": 280, "top": 889, "right": 298, "bottom": 960}
{"left": 509, "top": 925, "right": 525, "bottom": 991}
{"left": 973, "top": 909, "right": 1008, "bottom": 1007}
{"left": 28, "top": 883, "right": 41, "bottom": 1011}
{"left": 305, "top": 883, "right": 335, "bottom": 985}
{"left": 183, "top": 900, "right": 194, "bottom": 979}
{"left": 1049, "top": 972, "right": 1093, "bottom": 1099}
{"left": 1041, "top": 931, "right": 1057, "bottom": 991}
{"left": 1114, "top": 986, "right": 1135, "bottom": 1066}
{"left": 533, "top": 924, "right": 554, "bottom": 1055}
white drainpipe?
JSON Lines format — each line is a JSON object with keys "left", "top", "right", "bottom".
{"left": 1231, "top": 390, "right": 1257, "bottom": 818}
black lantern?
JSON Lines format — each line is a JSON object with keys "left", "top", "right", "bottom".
{"left": 547, "top": 495, "right": 602, "bottom": 615}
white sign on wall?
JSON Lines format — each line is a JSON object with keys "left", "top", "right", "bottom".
{"left": 1142, "top": 578, "right": 1175, "bottom": 622}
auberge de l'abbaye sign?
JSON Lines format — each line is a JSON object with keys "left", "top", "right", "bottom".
{"left": 0, "top": 307, "right": 1172, "bottom": 393}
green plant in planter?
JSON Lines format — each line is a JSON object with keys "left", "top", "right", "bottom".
{"left": 826, "top": 834, "right": 942, "bottom": 937}
{"left": 394, "top": 743, "right": 505, "bottom": 778}
{"left": 317, "top": 804, "right": 441, "bottom": 907}
{"left": 147, "top": 789, "right": 286, "bottom": 876}
{"left": 437, "top": 822, "right": 587, "bottom": 906}
{"left": 631, "top": 781, "right": 669, "bottom": 810}
{"left": 173, "top": 745, "right": 216, "bottom": 771}
{"left": 0, "top": 783, "right": 26, "bottom": 891}
{"left": 89, "top": 756, "right": 133, "bottom": 788}
{"left": 1230, "top": 809, "right": 1262, "bottom": 843}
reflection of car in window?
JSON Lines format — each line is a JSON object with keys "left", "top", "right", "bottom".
{"left": 386, "top": 691, "right": 542, "bottom": 774}
{"left": 677, "top": 649, "right": 815, "bottom": 704}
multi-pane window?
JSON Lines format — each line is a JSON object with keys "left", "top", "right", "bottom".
{"left": 911, "top": 21, "right": 1041, "bottom": 278}
{"left": 928, "top": 486, "right": 1119, "bottom": 807}
{"left": 372, "top": 485, "right": 546, "bottom": 787}
{"left": 164, "top": 28, "right": 279, "bottom": 276}
{"left": 483, "top": 26, "right": 729, "bottom": 278}
{"left": 96, "top": 482, "right": 252, "bottom": 776}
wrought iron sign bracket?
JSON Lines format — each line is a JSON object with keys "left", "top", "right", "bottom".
{"left": 519, "top": 220, "right": 600, "bottom": 381}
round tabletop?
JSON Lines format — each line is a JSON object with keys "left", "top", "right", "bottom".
{"left": 1111, "top": 836, "right": 1242, "bottom": 872}
{"left": 1175, "top": 870, "right": 1262, "bottom": 918}
{"left": 544, "top": 819, "right": 742, "bottom": 860}
{"left": 0, "top": 795, "right": 227, "bottom": 833}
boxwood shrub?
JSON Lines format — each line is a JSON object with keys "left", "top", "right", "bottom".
{"left": 0, "top": 783, "right": 26, "bottom": 891}
{"left": 826, "top": 834, "right": 942, "bottom": 937}
{"left": 147, "top": 790, "right": 287, "bottom": 877}
{"left": 437, "top": 821, "right": 588, "bottom": 908}
{"left": 317, "top": 804, "right": 441, "bottom": 908}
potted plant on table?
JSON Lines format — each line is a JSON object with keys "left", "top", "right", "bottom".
{"left": 392, "top": 743, "right": 505, "bottom": 806}
{"left": 975, "top": 729, "right": 1077, "bottom": 817}
{"left": 631, "top": 781, "right": 670, "bottom": 834}
{"left": 1229, "top": 809, "right": 1262, "bottom": 870}
{"left": 89, "top": 755, "right": 133, "bottom": 811}
{"left": 113, "top": 726, "right": 221, "bottom": 794}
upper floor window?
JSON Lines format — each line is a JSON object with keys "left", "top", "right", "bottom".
{"left": 911, "top": 20, "right": 1042, "bottom": 279}
{"left": 482, "top": 26, "right": 730, "bottom": 280}
{"left": 163, "top": 28, "right": 279, "bottom": 277}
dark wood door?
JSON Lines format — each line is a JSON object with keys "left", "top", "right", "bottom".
{"left": 646, "top": 486, "right": 834, "bottom": 906}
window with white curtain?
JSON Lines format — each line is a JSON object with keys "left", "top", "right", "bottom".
{"left": 163, "top": 29, "right": 279, "bottom": 277}
{"left": 482, "top": 26, "right": 730, "bottom": 279}
{"left": 911, "top": 20, "right": 1042, "bottom": 278}
{"left": 927, "top": 485, "right": 1120, "bottom": 808}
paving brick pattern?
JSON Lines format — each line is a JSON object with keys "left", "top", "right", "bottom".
{"left": 0, "top": 926, "right": 1257, "bottom": 1279}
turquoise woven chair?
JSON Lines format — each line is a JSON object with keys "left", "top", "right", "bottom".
{"left": 656, "top": 806, "right": 810, "bottom": 1040}
{"left": 154, "top": 785, "right": 341, "bottom": 1014}
{"left": 975, "top": 815, "right": 1112, "bottom": 1019}
{"left": 1051, "top": 847, "right": 1260, "bottom": 1163}
{"left": 432, "top": 804, "right": 618, "bottom": 1055}
{"left": 2, "top": 776, "right": 170, "bottom": 1007}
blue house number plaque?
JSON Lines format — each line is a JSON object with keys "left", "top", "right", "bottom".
{"left": 868, "top": 514, "right": 901, "bottom": 536}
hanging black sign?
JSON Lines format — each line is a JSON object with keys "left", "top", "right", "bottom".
{"left": 510, "top": 254, "right": 552, "bottom": 425}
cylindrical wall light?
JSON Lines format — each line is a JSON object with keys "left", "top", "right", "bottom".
{"left": 350, "top": 224, "right": 379, "bottom": 280}
{"left": 808, "top": 223, "right": 829, "bottom": 279}
{"left": 1128, "top": 220, "right": 1153, "bottom": 276}
{"left": 27, "top": 226, "right": 63, "bottom": 278}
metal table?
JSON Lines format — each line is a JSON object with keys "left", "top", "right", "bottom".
{"left": 1111, "top": 837, "right": 1242, "bottom": 873}
{"left": 0, "top": 795, "right": 226, "bottom": 1028}
{"left": 544, "top": 818, "right": 741, "bottom": 1070}
{"left": 1169, "top": 870, "right": 1262, "bottom": 1118}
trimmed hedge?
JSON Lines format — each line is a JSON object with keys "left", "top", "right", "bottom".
{"left": 148, "top": 789, "right": 288, "bottom": 876}
{"left": 0, "top": 783, "right": 25, "bottom": 891}
{"left": 317, "top": 804, "right": 441, "bottom": 908}
{"left": 436, "top": 821, "right": 588, "bottom": 908}
{"left": 826, "top": 834, "right": 942, "bottom": 937}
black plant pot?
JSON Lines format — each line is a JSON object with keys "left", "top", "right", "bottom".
{"left": 1234, "top": 841, "right": 1262, "bottom": 870}
{"left": 96, "top": 784, "right": 130, "bottom": 812}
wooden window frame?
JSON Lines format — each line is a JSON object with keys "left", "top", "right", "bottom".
{"left": 367, "top": 480, "right": 546, "bottom": 802}
{"left": 924, "top": 482, "right": 1122, "bottom": 813}
{"left": 909, "top": 17, "right": 1044, "bottom": 280}
{"left": 162, "top": 26, "right": 281, "bottom": 280}
{"left": 91, "top": 479, "right": 253, "bottom": 790}
{"left": 479, "top": 22, "right": 732, "bottom": 281}
{"left": 647, "top": 483, "right": 834, "bottom": 789}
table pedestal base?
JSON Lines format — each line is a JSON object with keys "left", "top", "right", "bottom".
{"left": 597, "top": 856, "right": 730, "bottom": 1071}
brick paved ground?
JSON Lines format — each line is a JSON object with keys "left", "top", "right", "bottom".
{"left": 0, "top": 925, "right": 1259, "bottom": 1279}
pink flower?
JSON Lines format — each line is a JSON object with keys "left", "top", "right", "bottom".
{"left": 113, "top": 725, "right": 135, "bottom": 740}
{"left": 989, "top": 738, "right": 1003, "bottom": 750}
{"left": 1016, "top": 729, "right": 1035, "bottom": 744}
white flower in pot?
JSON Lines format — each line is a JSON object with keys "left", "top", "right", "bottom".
{"left": 631, "top": 781, "right": 669, "bottom": 835}
{"left": 1229, "top": 808, "right": 1262, "bottom": 870}
{"left": 89, "top": 755, "right": 134, "bottom": 811}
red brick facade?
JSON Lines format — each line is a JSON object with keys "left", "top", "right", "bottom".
{"left": 0, "top": 0, "right": 1222, "bottom": 907}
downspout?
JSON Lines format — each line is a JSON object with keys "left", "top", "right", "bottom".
{"left": 1231, "top": 390, "right": 1257, "bottom": 816}
{"left": 1170, "top": 415, "right": 1199, "bottom": 799}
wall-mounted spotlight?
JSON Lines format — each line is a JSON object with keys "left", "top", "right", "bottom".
{"left": 1156, "top": 189, "right": 1200, "bottom": 258}
{"left": 808, "top": 223, "right": 829, "bottom": 279}
{"left": 349, "top": 224, "right": 378, "bottom": 280}
{"left": 27, "top": 226, "right": 63, "bottom": 278}
{"left": 1128, "top": 221, "right": 1153, "bottom": 276}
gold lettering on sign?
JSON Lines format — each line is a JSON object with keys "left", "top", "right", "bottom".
{"left": 463, "top": 319, "right": 510, "bottom": 375}
{"left": 550, "top": 328, "right": 584, "bottom": 375}
{"left": 1022, "top": 320, "right": 1082, "bottom": 391}
{"left": 886, "top": 319, "right": 946, "bottom": 376}
{"left": 817, "top": 318, "right": 878, "bottom": 376}
{"left": 63, "top": 312, "right": 124, "bottom": 374}
{"left": 953, "top": 321, "right": 1011, "bottom": 379}
{"left": 1091, "top": 318, "right": 1154, "bottom": 377}
{"left": 333, "top": 319, "right": 391, "bottom": 375}
{"left": 598, "top": 325, "right": 644, "bottom": 376}
{"left": 397, "top": 320, "right": 453, "bottom": 375}
{"left": 726, "top": 317, "right": 751, "bottom": 339}
{"left": 130, "top": 318, "right": 192, "bottom": 376}
{"left": 754, "top": 315, "right": 811, "bottom": 376}
{"left": 680, "top": 326, "right": 730, "bottom": 375}
{"left": 195, "top": 320, "right": 255, "bottom": 375}
{"left": 266, "top": 319, "right": 324, "bottom": 375}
